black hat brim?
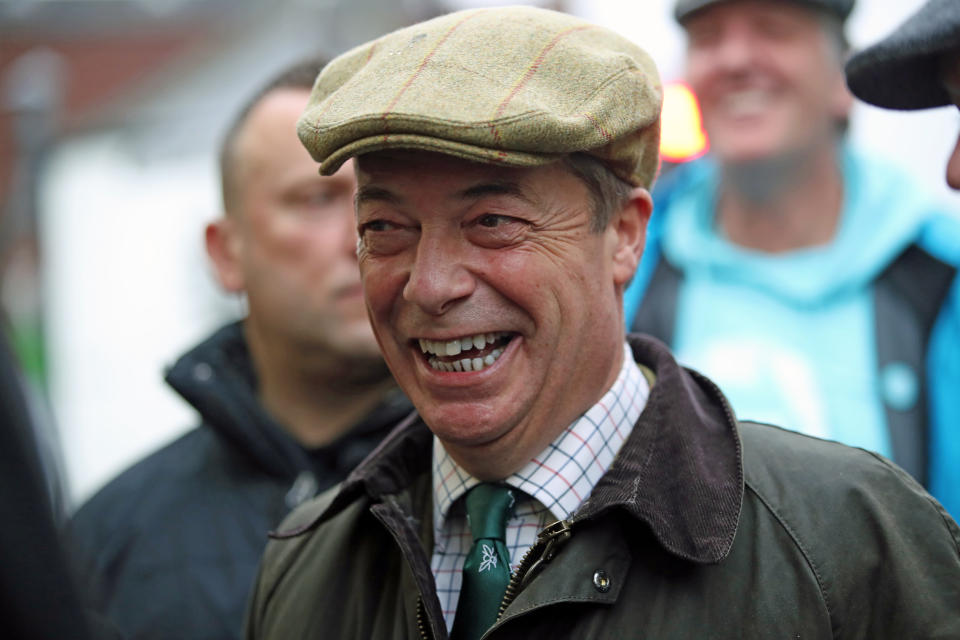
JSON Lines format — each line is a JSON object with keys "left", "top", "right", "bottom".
{"left": 845, "top": 0, "right": 960, "bottom": 110}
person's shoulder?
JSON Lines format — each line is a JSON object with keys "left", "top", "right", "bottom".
{"left": 741, "top": 420, "right": 929, "bottom": 499}
{"left": 70, "top": 427, "right": 219, "bottom": 542}
{"left": 255, "top": 481, "right": 367, "bottom": 576}
{"left": 245, "top": 483, "right": 371, "bottom": 633}
{"left": 739, "top": 420, "right": 959, "bottom": 547}
{"left": 738, "top": 421, "right": 960, "bottom": 635}
{"left": 846, "top": 146, "right": 960, "bottom": 253}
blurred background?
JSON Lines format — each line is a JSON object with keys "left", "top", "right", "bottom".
{"left": 1, "top": 0, "right": 957, "bottom": 508}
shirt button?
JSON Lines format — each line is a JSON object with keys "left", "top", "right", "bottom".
{"left": 593, "top": 569, "right": 610, "bottom": 593}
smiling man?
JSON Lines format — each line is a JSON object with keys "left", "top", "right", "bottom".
{"left": 624, "top": 0, "right": 960, "bottom": 517}
{"left": 244, "top": 7, "right": 960, "bottom": 640}
{"left": 354, "top": 151, "right": 640, "bottom": 482}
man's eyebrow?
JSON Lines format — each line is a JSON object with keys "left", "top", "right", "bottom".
{"left": 457, "top": 181, "right": 531, "bottom": 203}
{"left": 355, "top": 185, "right": 401, "bottom": 208}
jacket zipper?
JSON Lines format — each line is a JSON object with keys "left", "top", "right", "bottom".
{"left": 416, "top": 596, "right": 431, "bottom": 640}
{"left": 416, "top": 519, "right": 574, "bottom": 640}
{"left": 496, "top": 519, "right": 573, "bottom": 620}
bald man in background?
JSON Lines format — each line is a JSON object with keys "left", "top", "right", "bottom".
{"left": 69, "top": 58, "right": 409, "bottom": 640}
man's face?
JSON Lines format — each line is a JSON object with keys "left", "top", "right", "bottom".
{"left": 684, "top": 0, "right": 851, "bottom": 165}
{"left": 225, "top": 89, "right": 378, "bottom": 360}
{"left": 941, "top": 52, "right": 960, "bottom": 191}
{"left": 354, "top": 151, "right": 643, "bottom": 477}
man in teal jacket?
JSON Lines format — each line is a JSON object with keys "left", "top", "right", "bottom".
{"left": 625, "top": 0, "right": 960, "bottom": 516}
{"left": 244, "top": 7, "right": 960, "bottom": 640}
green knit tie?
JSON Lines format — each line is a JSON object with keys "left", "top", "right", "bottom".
{"left": 450, "top": 483, "right": 515, "bottom": 640}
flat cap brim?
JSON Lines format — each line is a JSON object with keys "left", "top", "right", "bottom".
{"left": 297, "top": 7, "right": 663, "bottom": 189}
{"left": 845, "top": 0, "right": 960, "bottom": 110}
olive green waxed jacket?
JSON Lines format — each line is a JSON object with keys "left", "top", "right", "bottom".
{"left": 245, "top": 335, "right": 960, "bottom": 640}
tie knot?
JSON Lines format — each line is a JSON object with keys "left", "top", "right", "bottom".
{"left": 464, "top": 483, "right": 515, "bottom": 542}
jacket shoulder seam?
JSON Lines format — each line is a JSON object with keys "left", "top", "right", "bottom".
{"left": 862, "top": 451, "right": 960, "bottom": 554}
{"left": 743, "top": 480, "right": 836, "bottom": 636}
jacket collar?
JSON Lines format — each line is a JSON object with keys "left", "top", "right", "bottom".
{"left": 575, "top": 335, "right": 743, "bottom": 563}
{"left": 165, "top": 321, "right": 304, "bottom": 479}
{"left": 165, "top": 321, "right": 411, "bottom": 483}
{"left": 323, "top": 334, "right": 743, "bottom": 564}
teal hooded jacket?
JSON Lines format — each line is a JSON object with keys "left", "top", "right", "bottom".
{"left": 626, "top": 147, "right": 960, "bottom": 517}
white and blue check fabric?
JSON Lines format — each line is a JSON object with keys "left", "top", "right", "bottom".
{"left": 431, "top": 343, "right": 650, "bottom": 630}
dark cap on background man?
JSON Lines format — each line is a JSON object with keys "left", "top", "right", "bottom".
{"left": 674, "top": 0, "right": 855, "bottom": 23}
{"left": 296, "top": 6, "right": 663, "bottom": 189}
{"left": 845, "top": 0, "right": 960, "bottom": 110}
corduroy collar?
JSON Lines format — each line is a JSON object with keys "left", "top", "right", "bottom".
{"left": 316, "top": 334, "right": 743, "bottom": 564}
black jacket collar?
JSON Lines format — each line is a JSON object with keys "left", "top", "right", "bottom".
{"left": 165, "top": 321, "right": 411, "bottom": 484}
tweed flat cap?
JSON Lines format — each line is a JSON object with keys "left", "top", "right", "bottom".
{"left": 297, "top": 7, "right": 662, "bottom": 188}
{"left": 845, "top": 0, "right": 960, "bottom": 110}
{"left": 674, "top": 0, "right": 854, "bottom": 23}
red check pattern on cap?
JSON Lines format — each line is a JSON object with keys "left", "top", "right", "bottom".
{"left": 431, "top": 343, "right": 650, "bottom": 631}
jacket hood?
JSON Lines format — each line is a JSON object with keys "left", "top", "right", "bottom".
{"left": 285, "top": 335, "right": 744, "bottom": 565}
{"left": 661, "top": 147, "right": 947, "bottom": 306}
{"left": 165, "top": 321, "right": 410, "bottom": 482}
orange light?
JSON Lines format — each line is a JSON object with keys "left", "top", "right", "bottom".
{"left": 660, "top": 81, "right": 709, "bottom": 163}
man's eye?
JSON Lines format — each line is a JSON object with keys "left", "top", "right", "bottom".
{"left": 290, "top": 189, "right": 350, "bottom": 214}
{"left": 361, "top": 219, "right": 399, "bottom": 233}
{"left": 467, "top": 213, "right": 527, "bottom": 248}
{"left": 476, "top": 214, "right": 517, "bottom": 228}
{"left": 357, "top": 220, "right": 416, "bottom": 256}
{"left": 304, "top": 192, "right": 334, "bottom": 206}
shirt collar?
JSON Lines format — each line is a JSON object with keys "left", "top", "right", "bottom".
{"left": 432, "top": 343, "right": 649, "bottom": 535}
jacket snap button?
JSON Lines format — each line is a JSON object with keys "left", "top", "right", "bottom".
{"left": 593, "top": 569, "right": 610, "bottom": 593}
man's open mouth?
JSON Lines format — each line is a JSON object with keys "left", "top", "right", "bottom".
{"left": 416, "top": 332, "right": 514, "bottom": 372}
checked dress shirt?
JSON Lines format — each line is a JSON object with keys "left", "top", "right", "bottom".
{"left": 431, "top": 343, "right": 650, "bottom": 631}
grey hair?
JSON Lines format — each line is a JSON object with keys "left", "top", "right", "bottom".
{"left": 562, "top": 154, "right": 636, "bottom": 232}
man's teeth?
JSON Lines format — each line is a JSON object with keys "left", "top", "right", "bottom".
{"left": 418, "top": 332, "right": 505, "bottom": 357}
{"left": 428, "top": 349, "right": 505, "bottom": 373}
{"left": 417, "top": 332, "right": 509, "bottom": 372}
{"left": 722, "top": 89, "right": 769, "bottom": 116}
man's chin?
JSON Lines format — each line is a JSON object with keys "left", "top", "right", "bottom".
{"left": 421, "top": 403, "right": 517, "bottom": 447}
{"left": 434, "top": 423, "right": 524, "bottom": 480}
{"left": 331, "top": 324, "right": 383, "bottom": 357}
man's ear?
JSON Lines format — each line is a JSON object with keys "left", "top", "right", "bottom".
{"left": 611, "top": 187, "right": 652, "bottom": 287}
{"left": 205, "top": 217, "right": 245, "bottom": 293}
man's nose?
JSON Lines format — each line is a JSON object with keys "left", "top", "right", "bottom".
{"left": 713, "top": 31, "right": 756, "bottom": 73}
{"left": 402, "top": 234, "right": 475, "bottom": 316}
